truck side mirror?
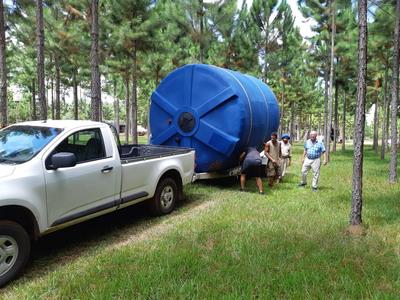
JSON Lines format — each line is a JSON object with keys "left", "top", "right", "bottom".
{"left": 49, "top": 152, "right": 77, "bottom": 170}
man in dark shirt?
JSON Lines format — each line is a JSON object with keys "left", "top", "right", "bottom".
{"left": 239, "top": 147, "right": 264, "bottom": 194}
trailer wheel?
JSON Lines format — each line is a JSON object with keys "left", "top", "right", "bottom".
{"left": 150, "top": 177, "right": 178, "bottom": 216}
{"left": 0, "top": 221, "right": 31, "bottom": 288}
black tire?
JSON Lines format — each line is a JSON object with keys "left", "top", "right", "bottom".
{"left": 150, "top": 177, "right": 178, "bottom": 216}
{"left": 0, "top": 221, "right": 31, "bottom": 288}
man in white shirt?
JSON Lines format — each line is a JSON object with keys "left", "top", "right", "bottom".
{"left": 280, "top": 134, "right": 292, "bottom": 178}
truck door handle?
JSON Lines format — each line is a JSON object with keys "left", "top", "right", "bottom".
{"left": 101, "top": 166, "right": 113, "bottom": 173}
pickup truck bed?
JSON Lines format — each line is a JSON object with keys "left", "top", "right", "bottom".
{"left": 120, "top": 144, "right": 192, "bottom": 162}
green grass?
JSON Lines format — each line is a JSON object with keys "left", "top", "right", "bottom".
{"left": 2, "top": 144, "right": 400, "bottom": 299}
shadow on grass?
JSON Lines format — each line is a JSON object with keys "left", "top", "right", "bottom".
{"left": 10, "top": 191, "right": 211, "bottom": 288}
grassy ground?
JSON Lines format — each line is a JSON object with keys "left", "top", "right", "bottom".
{"left": 2, "top": 144, "right": 400, "bottom": 299}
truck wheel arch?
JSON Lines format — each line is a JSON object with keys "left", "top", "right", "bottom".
{"left": 158, "top": 169, "right": 183, "bottom": 201}
{"left": 0, "top": 206, "right": 40, "bottom": 240}
{"left": 0, "top": 220, "right": 31, "bottom": 287}
{"left": 147, "top": 169, "right": 184, "bottom": 216}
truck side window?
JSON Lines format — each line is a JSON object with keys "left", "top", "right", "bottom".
{"left": 108, "top": 124, "right": 121, "bottom": 154}
{"left": 52, "top": 128, "right": 106, "bottom": 163}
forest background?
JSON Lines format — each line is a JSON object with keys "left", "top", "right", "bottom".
{"left": 0, "top": 0, "right": 397, "bottom": 148}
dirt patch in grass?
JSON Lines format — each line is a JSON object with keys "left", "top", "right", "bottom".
{"left": 109, "top": 199, "right": 217, "bottom": 249}
{"left": 345, "top": 224, "right": 366, "bottom": 236}
{"left": 6, "top": 194, "right": 215, "bottom": 290}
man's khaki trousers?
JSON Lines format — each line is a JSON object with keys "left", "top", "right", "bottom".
{"left": 301, "top": 157, "right": 321, "bottom": 188}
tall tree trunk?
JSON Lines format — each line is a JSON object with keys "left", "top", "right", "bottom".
{"left": 114, "top": 77, "right": 119, "bottom": 133}
{"left": 385, "top": 89, "right": 390, "bottom": 152}
{"left": 342, "top": 90, "right": 346, "bottom": 151}
{"left": 55, "top": 55, "right": 61, "bottom": 119}
{"left": 0, "top": 0, "right": 7, "bottom": 128}
{"left": 323, "top": 69, "right": 329, "bottom": 149}
{"left": 290, "top": 101, "right": 295, "bottom": 141}
{"left": 90, "top": 0, "right": 101, "bottom": 121}
{"left": 381, "top": 66, "right": 389, "bottom": 159}
{"left": 296, "top": 114, "right": 301, "bottom": 141}
{"left": 350, "top": 0, "right": 367, "bottom": 226}
{"left": 318, "top": 113, "right": 322, "bottom": 135}
{"left": 198, "top": 0, "right": 204, "bottom": 63}
{"left": 373, "top": 93, "right": 379, "bottom": 153}
{"left": 280, "top": 80, "right": 285, "bottom": 136}
{"left": 131, "top": 43, "right": 138, "bottom": 144}
{"left": 389, "top": 0, "right": 400, "bottom": 183}
{"left": 333, "top": 80, "right": 339, "bottom": 152}
{"left": 327, "top": 0, "right": 336, "bottom": 161}
{"left": 31, "top": 78, "right": 37, "bottom": 121}
{"left": 73, "top": 70, "right": 78, "bottom": 120}
{"left": 51, "top": 75, "right": 54, "bottom": 119}
{"left": 125, "top": 74, "right": 130, "bottom": 145}
{"left": 36, "top": 0, "right": 47, "bottom": 120}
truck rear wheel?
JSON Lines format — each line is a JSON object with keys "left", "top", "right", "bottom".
{"left": 150, "top": 177, "right": 178, "bottom": 216}
{"left": 0, "top": 221, "right": 31, "bottom": 287}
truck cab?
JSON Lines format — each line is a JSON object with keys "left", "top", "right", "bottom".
{"left": 0, "top": 120, "right": 195, "bottom": 287}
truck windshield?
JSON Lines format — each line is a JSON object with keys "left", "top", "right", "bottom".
{"left": 0, "top": 125, "right": 63, "bottom": 164}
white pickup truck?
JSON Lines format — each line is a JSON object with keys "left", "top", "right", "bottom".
{"left": 0, "top": 120, "right": 195, "bottom": 286}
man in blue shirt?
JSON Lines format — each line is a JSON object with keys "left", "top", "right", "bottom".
{"left": 298, "top": 131, "right": 328, "bottom": 191}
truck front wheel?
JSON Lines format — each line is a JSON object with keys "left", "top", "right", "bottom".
{"left": 0, "top": 221, "right": 31, "bottom": 287}
{"left": 150, "top": 177, "right": 178, "bottom": 216}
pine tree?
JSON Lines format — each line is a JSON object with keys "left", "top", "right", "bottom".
{"left": 250, "top": 0, "right": 281, "bottom": 82}
{"left": 90, "top": 0, "right": 101, "bottom": 121}
{"left": 298, "top": 0, "right": 332, "bottom": 146}
{"left": 350, "top": 0, "right": 368, "bottom": 227}
{"left": 389, "top": 0, "right": 400, "bottom": 183}
{"left": 8, "top": 2, "right": 38, "bottom": 120}
{"left": 0, "top": 0, "right": 7, "bottom": 127}
{"left": 36, "top": 0, "right": 47, "bottom": 119}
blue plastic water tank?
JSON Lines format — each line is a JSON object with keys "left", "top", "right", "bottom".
{"left": 150, "top": 64, "right": 280, "bottom": 173}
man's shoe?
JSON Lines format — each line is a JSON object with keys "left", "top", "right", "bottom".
{"left": 239, "top": 188, "right": 245, "bottom": 192}
{"left": 259, "top": 191, "right": 265, "bottom": 195}
{"left": 298, "top": 183, "right": 306, "bottom": 187}
{"left": 312, "top": 187, "right": 318, "bottom": 192}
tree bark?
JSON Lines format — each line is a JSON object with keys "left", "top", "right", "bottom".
{"left": 73, "top": 70, "right": 78, "bottom": 120}
{"left": 381, "top": 66, "right": 389, "bottom": 159}
{"left": 327, "top": 0, "right": 336, "bottom": 161}
{"left": 55, "top": 55, "right": 61, "bottom": 120}
{"left": 350, "top": 0, "right": 367, "bottom": 226}
{"left": 323, "top": 69, "right": 329, "bottom": 149}
{"left": 333, "top": 79, "right": 339, "bottom": 152}
{"left": 318, "top": 113, "right": 321, "bottom": 136}
{"left": 36, "top": 0, "right": 47, "bottom": 120}
{"left": 389, "top": 0, "right": 400, "bottom": 183}
{"left": 385, "top": 88, "right": 390, "bottom": 152}
{"left": 342, "top": 90, "right": 346, "bottom": 151}
{"left": 51, "top": 75, "right": 54, "bottom": 120}
{"left": 114, "top": 77, "right": 119, "bottom": 133}
{"left": 198, "top": 0, "right": 204, "bottom": 64}
{"left": 125, "top": 74, "right": 130, "bottom": 145}
{"left": 296, "top": 114, "right": 301, "bottom": 141}
{"left": 200, "top": 3, "right": 204, "bottom": 63}
{"left": 280, "top": 80, "right": 285, "bottom": 137}
{"left": 90, "top": 0, "right": 101, "bottom": 121}
{"left": 0, "top": 0, "right": 7, "bottom": 128}
{"left": 381, "top": 62, "right": 390, "bottom": 160}
{"left": 372, "top": 93, "right": 379, "bottom": 153}
{"left": 131, "top": 43, "right": 138, "bottom": 144}
{"left": 31, "top": 78, "right": 37, "bottom": 121}
{"left": 290, "top": 101, "right": 295, "bottom": 141}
